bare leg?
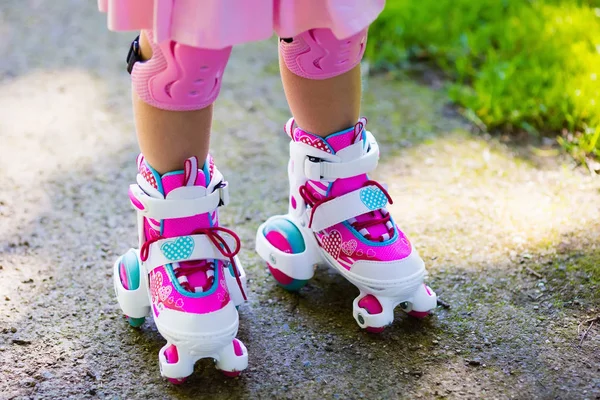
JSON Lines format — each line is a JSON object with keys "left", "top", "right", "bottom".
{"left": 134, "top": 31, "right": 213, "bottom": 174}
{"left": 279, "top": 51, "right": 362, "bottom": 137}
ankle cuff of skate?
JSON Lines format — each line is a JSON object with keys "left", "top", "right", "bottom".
{"left": 291, "top": 130, "right": 379, "bottom": 181}
{"left": 129, "top": 182, "right": 229, "bottom": 219}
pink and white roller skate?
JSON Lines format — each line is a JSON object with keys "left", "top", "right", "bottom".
{"left": 256, "top": 118, "right": 437, "bottom": 332}
{"left": 114, "top": 155, "right": 248, "bottom": 383}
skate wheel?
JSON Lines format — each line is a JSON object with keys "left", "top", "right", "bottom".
{"left": 400, "top": 284, "right": 435, "bottom": 319}
{"left": 219, "top": 338, "right": 245, "bottom": 378}
{"left": 119, "top": 251, "right": 141, "bottom": 291}
{"left": 263, "top": 218, "right": 308, "bottom": 292}
{"left": 221, "top": 370, "right": 241, "bottom": 378}
{"left": 126, "top": 316, "right": 145, "bottom": 328}
{"left": 407, "top": 310, "right": 430, "bottom": 319}
{"left": 267, "top": 264, "right": 308, "bottom": 291}
{"left": 358, "top": 295, "right": 385, "bottom": 333}
{"left": 119, "top": 251, "right": 148, "bottom": 327}
{"left": 164, "top": 345, "right": 187, "bottom": 385}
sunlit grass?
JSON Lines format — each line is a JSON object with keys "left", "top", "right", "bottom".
{"left": 368, "top": 0, "right": 600, "bottom": 160}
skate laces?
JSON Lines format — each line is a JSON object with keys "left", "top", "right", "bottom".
{"left": 140, "top": 226, "right": 247, "bottom": 300}
{"left": 300, "top": 180, "right": 395, "bottom": 242}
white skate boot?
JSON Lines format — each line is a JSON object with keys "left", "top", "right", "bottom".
{"left": 256, "top": 118, "right": 437, "bottom": 332}
{"left": 114, "top": 154, "right": 248, "bottom": 383}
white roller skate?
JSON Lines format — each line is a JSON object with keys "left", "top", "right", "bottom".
{"left": 114, "top": 154, "right": 248, "bottom": 383}
{"left": 256, "top": 118, "right": 437, "bottom": 332}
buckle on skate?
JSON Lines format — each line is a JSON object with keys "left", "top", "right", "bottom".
{"left": 216, "top": 182, "right": 230, "bottom": 207}
{"left": 128, "top": 182, "right": 230, "bottom": 220}
{"left": 298, "top": 131, "right": 380, "bottom": 181}
{"left": 126, "top": 35, "right": 141, "bottom": 74}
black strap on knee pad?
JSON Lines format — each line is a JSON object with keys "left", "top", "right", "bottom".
{"left": 126, "top": 35, "right": 141, "bottom": 75}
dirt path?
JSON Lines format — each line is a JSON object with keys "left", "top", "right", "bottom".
{"left": 1, "top": 2, "right": 599, "bottom": 399}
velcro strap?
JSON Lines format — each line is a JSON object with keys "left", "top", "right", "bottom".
{"left": 305, "top": 184, "right": 389, "bottom": 232}
{"left": 145, "top": 233, "right": 236, "bottom": 271}
{"left": 129, "top": 183, "right": 229, "bottom": 220}
{"left": 126, "top": 35, "right": 141, "bottom": 74}
{"left": 300, "top": 131, "right": 379, "bottom": 181}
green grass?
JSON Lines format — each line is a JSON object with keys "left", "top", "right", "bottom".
{"left": 367, "top": 0, "right": 600, "bottom": 160}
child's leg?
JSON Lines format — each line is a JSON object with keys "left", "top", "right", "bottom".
{"left": 278, "top": 29, "right": 364, "bottom": 136}
{"left": 255, "top": 27, "right": 437, "bottom": 332}
{"left": 133, "top": 31, "right": 221, "bottom": 174}
{"left": 279, "top": 62, "right": 361, "bottom": 137}
{"left": 113, "top": 30, "right": 248, "bottom": 383}
{"left": 133, "top": 99, "right": 213, "bottom": 175}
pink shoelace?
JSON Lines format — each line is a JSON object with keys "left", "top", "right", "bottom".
{"left": 140, "top": 226, "right": 247, "bottom": 300}
{"left": 300, "top": 180, "right": 395, "bottom": 242}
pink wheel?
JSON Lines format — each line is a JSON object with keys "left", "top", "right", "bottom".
{"left": 401, "top": 285, "right": 434, "bottom": 319}
{"left": 119, "top": 251, "right": 146, "bottom": 328}
{"left": 220, "top": 339, "right": 244, "bottom": 378}
{"left": 267, "top": 263, "right": 308, "bottom": 291}
{"left": 263, "top": 218, "right": 309, "bottom": 291}
{"left": 408, "top": 310, "right": 430, "bottom": 319}
{"left": 358, "top": 295, "right": 385, "bottom": 333}
{"left": 164, "top": 345, "right": 187, "bottom": 385}
{"left": 221, "top": 370, "right": 241, "bottom": 378}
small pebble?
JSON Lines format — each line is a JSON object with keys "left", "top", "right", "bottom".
{"left": 41, "top": 371, "right": 54, "bottom": 380}
{"left": 20, "top": 378, "right": 35, "bottom": 387}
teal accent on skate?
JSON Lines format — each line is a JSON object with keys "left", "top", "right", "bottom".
{"left": 161, "top": 169, "right": 185, "bottom": 178}
{"left": 360, "top": 186, "right": 388, "bottom": 210}
{"left": 263, "top": 218, "right": 306, "bottom": 253}
{"left": 343, "top": 218, "right": 399, "bottom": 247}
{"left": 279, "top": 278, "right": 309, "bottom": 292}
{"left": 160, "top": 236, "right": 195, "bottom": 260}
{"left": 127, "top": 316, "right": 145, "bottom": 328}
{"left": 202, "top": 159, "right": 211, "bottom": 188}
{"left": 165, "top": 260, "right": 221, "bottom": 298}
{"left": 325, "top": 182, "right": 333, "bottom": 197}
{"left": 123, "top": 250, "right": 141, "bottom": 290}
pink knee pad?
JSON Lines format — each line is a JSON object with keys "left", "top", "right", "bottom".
{"left": 129, "top": 30, "right": 231, "bottom": 111}
{"left": 280, "top": 28, "right": 367, "bottom": 80}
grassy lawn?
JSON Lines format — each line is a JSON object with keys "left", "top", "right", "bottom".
{"left": 367, "top": 0, "right": 600, "bottom": 164}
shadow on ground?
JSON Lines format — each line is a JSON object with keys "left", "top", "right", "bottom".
{"left": 1, "top": 2, "right": 599, "bottom": 399}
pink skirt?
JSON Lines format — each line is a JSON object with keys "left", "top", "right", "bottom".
{"left": 98, "top": 0, "right": 385, "bottom": 49}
